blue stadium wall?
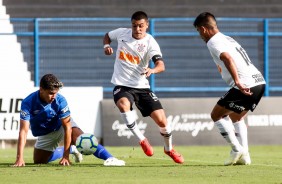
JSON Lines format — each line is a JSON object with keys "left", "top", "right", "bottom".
{"left": 3, "top": 0, "right": 282, "bottom": 98}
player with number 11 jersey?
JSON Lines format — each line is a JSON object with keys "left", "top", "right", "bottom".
{"left": 194, "top": 12, "right": 266, "bottom": 166}
{"left": 207, "top": 32, "right": 265, "bottom": 88}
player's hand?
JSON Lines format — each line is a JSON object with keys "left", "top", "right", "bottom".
{"left": 13, "top": 159, "right": 25, "bottom": 167}
{"left": 141, "top": 67, "right": 155, "bottom": 77}
{"left": 242, "top": 88, "right": 253, "bottom": 96}
{"left": 104, "top": 46, "right": 114, "bottom": 55}
{"left": 236, "top": 83, "right": 253, "bottom": 96}
{"left": 59, "top": 157, "right": 71, "bottom": 166}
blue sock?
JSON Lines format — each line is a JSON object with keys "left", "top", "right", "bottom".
{"left": 48, "top": 146, "right": 64, "bottom": 162}
{"left": 93, "top": 144, "right": 113, "bottom": 160}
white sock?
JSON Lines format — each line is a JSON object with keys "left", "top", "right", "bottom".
{"left": 70, "top": 145, "right": 78, "bottom": 154}
{"left": 233, "top": 119, "right": 249, "bottom": 152}
{"left": 159, "top": 126, "right": 172, "bottom": 151}
{"left": 120, "top": 111, "right": 145, "bottom": 141}
{"left": 215, "top": 116, "right": 243, "bottom": 152}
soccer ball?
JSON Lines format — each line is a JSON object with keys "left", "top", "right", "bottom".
{"left": 75, "top": 133, "right": 98, "bottom": 155}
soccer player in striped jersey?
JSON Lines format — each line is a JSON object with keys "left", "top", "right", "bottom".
{"left": 194, "top": 12, "right": 266, "bottom": 166}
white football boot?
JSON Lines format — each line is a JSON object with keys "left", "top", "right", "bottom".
{"left": 103, "top": 157, "right": 125, "bottom": 166}
{"left": 224, "top": 150, "right": 243, "bottom": 166}
{"left": 235, "top": 152, "right": 251, "bottom": 165}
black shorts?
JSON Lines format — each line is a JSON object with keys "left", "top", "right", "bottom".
{"left": 217, "top": 84, "right": 265, "bottom": 114}
{"left": 113, "top": 86, "right": 163, "bottom": 117}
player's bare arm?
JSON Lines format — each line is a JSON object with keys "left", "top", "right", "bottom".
{"left": 13, "top": 120, "right": 30, "bottom": 167}
{"left": 143, "top": 59, "right": 165, "bottom": 77}
{"left": 220, "top": 52, "right": 253, "bottom": 96}
{"left": 103, "top": 33, "right": 113, "bottom": 55}
{"left": 60, "top": 116, "right": 72, "bottom": 166}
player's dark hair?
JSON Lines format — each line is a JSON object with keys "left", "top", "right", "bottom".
{"left": 40, "top": 74, "right": 63, "bottom": 90}
{"left": 193, "top": 12, "right": 216, "bottom": 28}
{"left": 131, "top": 11, "right": 148, "bottom": 21}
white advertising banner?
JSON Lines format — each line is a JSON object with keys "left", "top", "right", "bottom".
{"left": 0, "top": 87, "right": 103, "bottom": 140}
{"left": 102, "top": 97, "right": 282, "bottom": 146}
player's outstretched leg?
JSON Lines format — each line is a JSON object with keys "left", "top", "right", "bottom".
{"left": 93, "top": 144, "right": 125, "bottom": 166}
{"left": 48, "top": 146, "right": 64, "bottom": 163}
{"left": 121, "top": 111, "right": 154, "bottom": 156}
{"left": 48, "top": 145, "right": 83, "bottom": 163}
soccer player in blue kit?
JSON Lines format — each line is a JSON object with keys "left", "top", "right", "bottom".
{"left": 13, "top": 74, "right": 125, "bottom": 166}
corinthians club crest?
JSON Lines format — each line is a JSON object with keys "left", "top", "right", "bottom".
{"left": 136, "top": 43, "right": 146, "bottom": 52}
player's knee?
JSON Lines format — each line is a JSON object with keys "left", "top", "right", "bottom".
{"left": 150, "top": 109, "right": 167, "bottom": 126}
{"left": 33, "top": 157, "right": 49, "bottom": 164}
{"left": 116, "top": 98, "right": 131, "bottom": 112}
{"left": 154, "top": 118, "right": 167, "bottom": 127}
{"left": 210, "top": 112, "right": 220, "bottom": 122}
{"left": 33, "top": 148, "right": 52, "bottom": 164}
{"left": 72, "top": 127, "right": 84, "bottom": 143}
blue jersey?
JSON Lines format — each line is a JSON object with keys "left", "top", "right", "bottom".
{"left": 20, "top": 90, "right": 71, "bottom": 136}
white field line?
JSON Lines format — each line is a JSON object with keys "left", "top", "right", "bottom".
{"left": 125, "top": 155, "right": 282, "bottom": 168}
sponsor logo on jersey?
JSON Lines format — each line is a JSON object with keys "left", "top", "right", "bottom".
{"left": 119, "top": 51, "right": 140, "bottom": 65}
{"left": 252, "top": 73, "right": 265, "bottom": 83}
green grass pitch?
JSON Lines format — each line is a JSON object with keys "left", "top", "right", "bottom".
{"left": 1, "top": 145, "right": 282, "bottom": 184}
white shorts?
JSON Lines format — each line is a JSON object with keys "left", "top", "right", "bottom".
{"left": 34, "top": 119, "right": 78, "bottom": 152}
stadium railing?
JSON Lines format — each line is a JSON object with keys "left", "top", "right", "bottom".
{"left": 1, "top": 17, "right": 282, "bottom": 97}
